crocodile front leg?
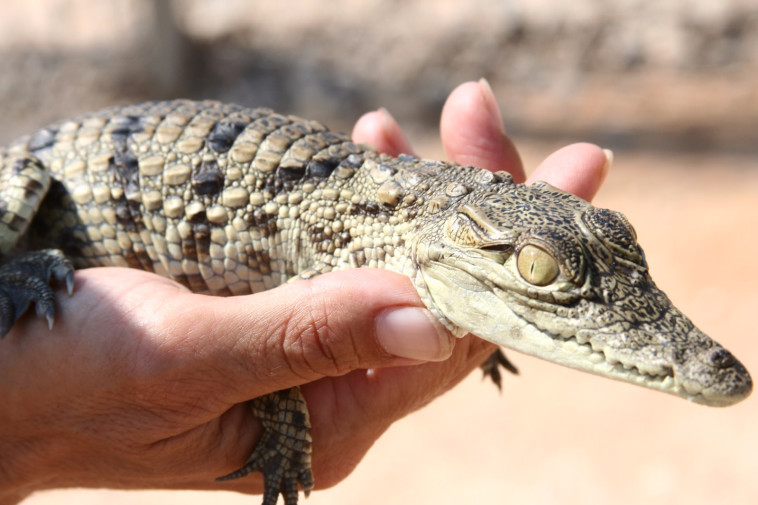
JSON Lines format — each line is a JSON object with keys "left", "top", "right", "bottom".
{"left": 0, "top": 152, "right": 74, "bottom": 336}
{"left": 217, "top": 387, "right": 314, "bottom": 505}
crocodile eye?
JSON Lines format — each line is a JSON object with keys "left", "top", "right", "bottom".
{"left": 517, "top": 245, "right": 559, "bottom": 286}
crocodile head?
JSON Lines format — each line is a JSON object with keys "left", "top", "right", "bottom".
{"left": 415, "top": 180, "right": 752, "bottom": 406}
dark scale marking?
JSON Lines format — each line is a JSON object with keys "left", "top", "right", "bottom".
{"left": 113, "top": 196, "right": 142, "bottom": 230}
{"left": 306, "top": 158, "right": 340, "bottom": 178}
{"left": 262, "top": 173, "right": 298, "bottom": 197}
{"left": 256, "top": 118, "right": 273, "bottom": 130}
{"left": 208, "top": 121, "right": 247, "bottom": 153}
{"left": 342, "top": 153, "right": 365, "bottom": 169}
{"left": 114, "top": 201, "right": 131, "bottom": 223}
{"left": 108, "top": 115, "right": 143, "bottom": 203}
{"left": 113, "top": 155, "right": 140, "bottom": 194}
{"left": 199, "top": 108, "right": 226, "bottom": 122}
{"left": 250, "top": 248, "right": 273, "bottom": 275}
{"left": 292, "top": 122, "right": 316, "bottom": 137}
{"left": 246, "top": 208, "right": 277, "bottom": 235}
{"left": 181, "top": 237, "right": 198, "bottom": 262}
{"left": 339, "top": 230, "right": 352, "bottom": 245}
{"left": 277, "top": 164, "right": 306, "bottom": 182}
{"left": 316, "top": 131, "right": 342, "bottom": 145}
{"left": 349, "top": 200, "right": 382, "bottom": 216}
{"left": 186, "top": 223, "right": 213, "bottom": 266}
{"left": 108, "top": 115, "right": 145, "bottom": 142}
{"left": 193, "top": 223, "right": 211, "bottom": 248}
{"left": 255, "top": 115, "right": 288, "bottom": 133}
{"left": 351, "top": 249, "right": 367, "bottom": 267}
{"left": 299, "top": 134, "right": 329, "bottom": 153}
{"left": 226, "top": 110, "right": 254, "bottom": 125}
{"left": 264, "top": 215, "right": 279, "bottom": 237}
{"left": 279, "top": 124, "right": 305, "bottom": 139}
{"left": 121, "top": 246, "right": 151, "bottom": 270}
{"left": 111, "top": 157, "right": 142, "bottom": 232}
{"left": 192, "top": 160, "right": 224, "bottom": 196}
{"left": 11, "top": 156, "right": 33, "bottom": 174}
{"left": 108, "top": 145, "right": 143, "bottom": 231}
{"left": 22, "top": 179, "right": 45, "bottom": 198}
{"left": 187, "top": 209, "right": 208, "bottom": 225}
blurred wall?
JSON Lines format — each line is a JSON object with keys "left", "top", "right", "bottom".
{"left": 0, "top": 0, "right": 756, "bottom": 152}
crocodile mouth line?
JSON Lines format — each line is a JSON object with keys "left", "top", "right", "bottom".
{"left": 517, "top": 317, "right": 682, "bottom": 395}
{"left": 467, "top": 283, "right": 686, "bottom": 397}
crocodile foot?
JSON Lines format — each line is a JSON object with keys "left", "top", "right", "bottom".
{"left": 0, "top": 249, "right": 74, "bottom": 337}
{"left": 217, "top": 387, "right": 314, "bottom": 505}
{"left": 480, "top": 348, "right": 519, "bottom": 390}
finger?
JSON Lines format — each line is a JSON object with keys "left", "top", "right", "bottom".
{"left": 440, "top": 79, "right": 525, "bottom": 181}
{"left": 526, "top": 143, "right": 612, "bottom": 202}
{"left": 351, "top": 108, "right": 415, "bottom": 156}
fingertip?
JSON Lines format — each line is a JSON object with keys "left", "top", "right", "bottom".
{"left": 440, "top": 80, "right": 525, "bottom": 180}
{"left": 351, "top": 108, "right": 414, "bottom": 157}
{"left": 527, "top": 143, "right": 610, "bottom": 202}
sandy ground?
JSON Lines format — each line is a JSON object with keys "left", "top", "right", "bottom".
{"left": 19, "top": 141, "right": 758, "bottom": 505}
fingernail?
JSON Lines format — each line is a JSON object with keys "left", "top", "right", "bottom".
{"left": 377, "top": 107, "right": 398, "bottom": 137}
{"left": 602, "top": 148, "right": 614, "bottom": 174}
{"left": 375, "top": 307, "right": 453, "bottom": 361}
{"left": 478, "top": 77, "right": 506, "bottom": 134}
{"left": 377, "top": 107, "right": 414, "bottom": 157}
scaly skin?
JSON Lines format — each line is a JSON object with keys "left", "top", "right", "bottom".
{"left": 0, "top": 100, "right": 752, "bottom": 505}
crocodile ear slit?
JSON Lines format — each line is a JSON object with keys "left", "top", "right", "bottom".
{"left": 480, "top": 243, "right": 512, "bottom": 253}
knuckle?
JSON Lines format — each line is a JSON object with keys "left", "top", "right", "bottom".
{"left": 279, "top": 281, "right": 361, "bottom": 377}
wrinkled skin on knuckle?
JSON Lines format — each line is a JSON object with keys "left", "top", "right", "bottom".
{"left": 279, "top": 293, "right": 367, "bottom": 378}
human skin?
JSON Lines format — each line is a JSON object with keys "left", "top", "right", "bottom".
{"left": 0, "top": 80, "right": 608, "bottom": 504}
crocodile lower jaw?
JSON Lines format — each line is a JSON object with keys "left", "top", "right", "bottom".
{"left": 497, "top": 318, "right": 699, "bottom": 401}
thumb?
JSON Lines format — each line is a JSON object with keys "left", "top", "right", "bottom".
{"left": 173, "top": 268, "right": 454, "bottom": 401}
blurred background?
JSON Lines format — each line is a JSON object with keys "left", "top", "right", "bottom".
{"left": 2, "top": 1, "right": 756, "bottom": 504}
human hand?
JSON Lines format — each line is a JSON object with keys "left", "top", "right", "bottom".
{"left": 0, "top": 80, "right": 609, "bottom": 504}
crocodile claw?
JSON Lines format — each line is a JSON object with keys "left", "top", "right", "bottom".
{"left": 0, "top": 249, "right": 74, "bottom": 337}
{"left": 480, "top": 348, "right": 519, "bottom": 391}
{"left": 217, "top": 388, "right": 314, "bottom": 505}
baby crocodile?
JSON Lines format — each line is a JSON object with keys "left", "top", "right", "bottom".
{"left": 0, "top": 100, "right": 751, "bottom": 505}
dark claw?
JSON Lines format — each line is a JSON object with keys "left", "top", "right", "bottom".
{"left": 64, "top": 268, "right": 75, "bottom": 295}
{"left": 0, "top": 249, "right": 74, "bottom": 337}
{"left": 480, "top": 348, "right": 519, "bottom": 391}
{"left": 0, "top": 292, "right": 15, "bottom": 337}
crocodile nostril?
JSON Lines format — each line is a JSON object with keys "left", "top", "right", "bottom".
{"left": 706, "top": 347, "right": 736, "bottom": 369}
